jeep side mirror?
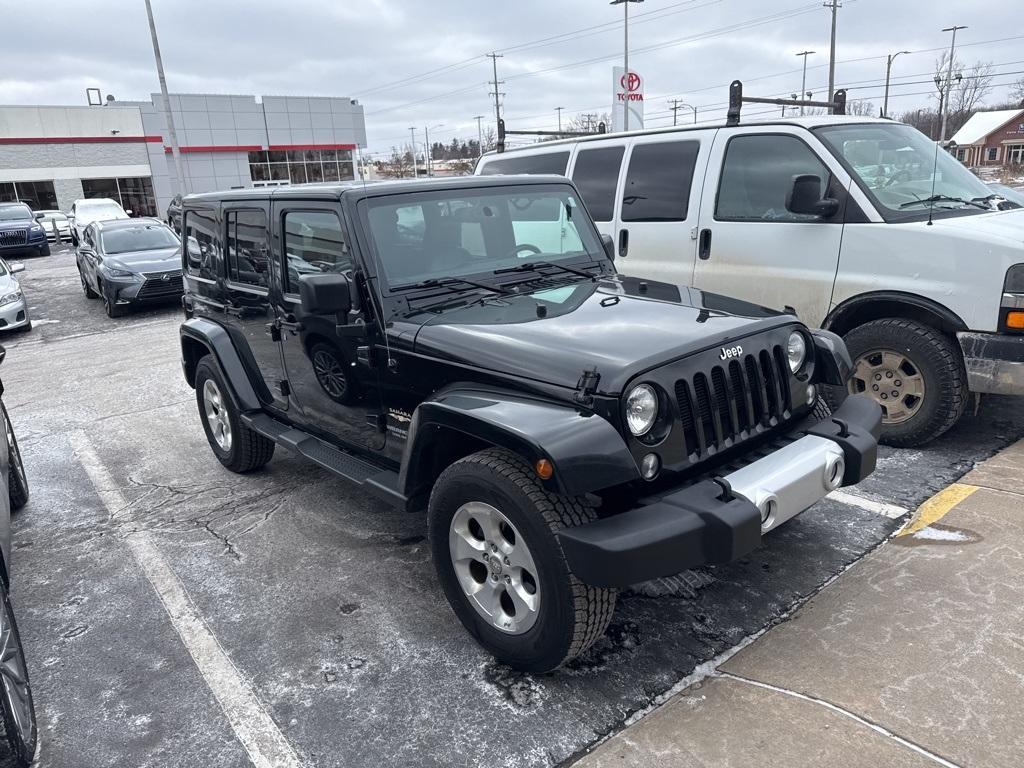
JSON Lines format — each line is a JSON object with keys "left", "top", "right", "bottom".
{"left": 600, "top": 233, "right": 615, "bottom": 261}
{"left": 786, "top": 174, "right": 839, "bottom": 219}
{"left": 299, "top": 273, "right": 352, "bottom": 316}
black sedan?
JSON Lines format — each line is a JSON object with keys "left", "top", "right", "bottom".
{"left": 76, "top": 218, "right": 183, "bottom": 318}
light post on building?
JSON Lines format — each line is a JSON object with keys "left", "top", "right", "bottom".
{"left": 882, "top": 50, "right": 910, "bottom": 119}
{"left": 610, "top": 0, "right": 644, "bottom": 131}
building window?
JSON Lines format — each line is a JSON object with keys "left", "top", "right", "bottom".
{"left": 81, "top": 177, "right": 157, "bottom": 217}
{"left": 987, "top": 147, "right": 999, "bottom": 162}
{"left": 1009, "top": 145, "right": 1024, "bottom": 165}
{"left": 248, "top": 149, "right": 355, "bottom": 187}
{"left": 955, "top": 148, "right": 966, "bottom": 161}
{"left": 0, "top": 180, "right": 58, "bottom": 210}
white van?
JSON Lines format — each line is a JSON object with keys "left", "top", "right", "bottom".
{"left": 476, "top": 116, "right": 1024, "bottom": 446}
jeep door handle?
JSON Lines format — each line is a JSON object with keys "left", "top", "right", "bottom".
{"left": 698, "top": 228, "right": 712, "bottom": 260}
{"left": 618, "top": 228, "right": 629, "bottom": 259}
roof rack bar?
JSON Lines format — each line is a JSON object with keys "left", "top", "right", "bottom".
{"left": 726, "top": 80, "right": 847, "bottom": 126}
{"left": 496, "top": 119, "right": 606, "bottom": 153}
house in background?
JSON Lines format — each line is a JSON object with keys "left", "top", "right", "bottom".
{"left": 949, "top": 108, "right": 1024, "bottom": 167}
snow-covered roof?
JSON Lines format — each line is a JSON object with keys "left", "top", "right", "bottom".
{"left": 950, "top": 109, "right": 1024, "bottom": 145}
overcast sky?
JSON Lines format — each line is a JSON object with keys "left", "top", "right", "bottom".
{"left": 2, "top": 0, "right": 1022, "bottom": 157}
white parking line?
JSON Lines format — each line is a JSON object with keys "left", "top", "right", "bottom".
{"left": 827, "top": 489, "right": 909, "bottom": 519}
{"left": 69, "top": 432, "right": 304, "bottom": 768}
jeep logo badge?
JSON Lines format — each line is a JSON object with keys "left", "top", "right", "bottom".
{"left": 719, "top": 345, "right": 742, "bottom": 360}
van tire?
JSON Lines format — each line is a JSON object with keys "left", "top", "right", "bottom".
{"left": 842, "top": 318, "right": 966, "bottom": 447}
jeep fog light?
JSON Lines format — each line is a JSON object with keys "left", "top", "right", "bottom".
{"left": 787, "top": 332, "right": 807, "bottom": 373}
{"left": 626, "top": 384, "right": 659, "bottom": 436}
{"left": 640, "top": 453, "right": 660, "bottom": 480}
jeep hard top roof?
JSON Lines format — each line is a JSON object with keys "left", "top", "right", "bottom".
{"left": 184, "top": 175, "right": 575, "bottom": 207}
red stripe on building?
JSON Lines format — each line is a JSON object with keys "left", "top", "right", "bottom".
{"left": 0, "top": 136, "right": 161, "bottom": 145}
{"left": 268, "top": 143, "right": 356, "bottom": 151}
{"left": 163, "top": 145, "right": 263, "bottom": 154}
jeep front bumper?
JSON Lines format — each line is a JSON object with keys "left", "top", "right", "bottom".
{"left": 557, "top": 395, "right": 882, "bottom": 588}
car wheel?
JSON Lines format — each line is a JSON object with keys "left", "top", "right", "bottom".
{"left": 2, "top": 404, "right": 28, "bottom": 512}
{"left": 79, "top": 269, "right": 98, "bottom": 299}
{"left": 310, "top": 342, "right": 357, "bottom": 404}
{"left": 101, "top": 285, "right": 125, "bottom": 318}
{"left": 0, "top": 583, "right": 36, "bottom": 768}
{"left": 427, "top": 448, "right": 617, "bottom": 672}
{"left": 194, "top": 356, "right": 274, "bottom": 473}
{"left": 844, "top": 318, "right": 967, "bottom": 447}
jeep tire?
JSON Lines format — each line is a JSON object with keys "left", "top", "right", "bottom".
{"left": 427, "top": 448, "right": 616, "bottom": 673}
{"left": 843, "top": 318, "right": 967, "bottom": 447}
{"left": 194, "top": 356, "right": 275, "bottom": 473}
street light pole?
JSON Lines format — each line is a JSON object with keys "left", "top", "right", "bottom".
{"left": 939, "top": 25, "right": 967, "bottom": 143}
{"left": 824, "top": 0, "right": 841, "bottom": 107}
{"left": 883, "top": 50, "right": 911, "bottom": 119}
{"left": 556, "top": 106, "right": 564, "bottom": 133}
{"left": 143, "top": 0, "right": 186, "bottom": 198}
{"left": 611, "top": 0, "right": 644, "bottom": 132}
{"left": 424, "top": 124, "right": 443, "bottom": 177}
{"left": 409, "top": 127, "right": 418, "bottom": 178}
{"left": 473, "top": 115, "right": 484, "bottom": 157}
{"left": 795, "top": 50, "right": 815, "bottom": 115}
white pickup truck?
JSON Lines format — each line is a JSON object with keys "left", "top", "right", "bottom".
{"left": 477, "top": 115, "right": 1024, "bottom": 446}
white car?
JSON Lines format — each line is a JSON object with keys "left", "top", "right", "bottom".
{"left": 68, "top": 198, "right": 130, "bottom": 246}
{"left": 477, "top": 113, "right": 1024, "bottom": 447}
{"left": 0, "top": 260, "right": 29, "bottom": 332}
{"left": 33, "top": 210, "right": 72, "bottom": 243}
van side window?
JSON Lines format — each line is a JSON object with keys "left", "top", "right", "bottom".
{"left": 283, "top": 210, "right": 350, "bottom": 293}
{"left": 621, "top": 141, "right": 699, "bottom": 222}
{"left": 572, "top": 146, "right": 624, "bottom": 222}
{"left": 478, "top": 152, "right": 570, "bottom": 176}
{"left": 716, "top": 135, "right": 831, "bottom": 222}
{"left": 183, "top": 209, "right": 219, "bottom": 279}
{"left": 225, "top": 210, "right": 269, "bottom": 288}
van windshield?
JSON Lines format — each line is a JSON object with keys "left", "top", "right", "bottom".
{"left": 77, "top": 204, "right": 125, "bottom": 223}
{"left": 814, "top": 123, "right": 1014, "bottom": 219}
{"left": 360, "top": 185, "right": 606, "bottom": 289}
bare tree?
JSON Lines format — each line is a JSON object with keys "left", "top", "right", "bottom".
{"left": 376, "top": 146, "right": 414, "bottom": 178}
{"left": 565, "top": 112, "right": 611, "bottom": 134}
{"left": 1011, "top": 77, "right": 1024, "bottom": 107}
{"left": 845, "top": 99, "right": 877, "bottom": 117}
{"left": 933, "top": 53, "right": 995, "bottom": 115}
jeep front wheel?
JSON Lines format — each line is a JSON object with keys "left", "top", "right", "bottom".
{"left": 844, "top": 318, "right": 966, "bottom": 447}
{"left": 427, "top": 448, "right": 616, "bottom": 673}
{"left": 194, "top": 356, "right": 275, "bottom": 473}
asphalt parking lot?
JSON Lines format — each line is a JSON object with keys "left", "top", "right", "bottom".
{"left": 2, "top": 245, "right": 1022, "bottom": 767}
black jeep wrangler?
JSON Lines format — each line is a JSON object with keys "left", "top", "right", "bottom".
{"left": 179, "top": 176, "right": 881, "bottom": 672}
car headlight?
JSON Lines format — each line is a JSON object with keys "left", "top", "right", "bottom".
{"left": 0, "top": 291, "right": 23, "bottom": 307}
{"left": 105, "top": 268, "right": 136, "bottom": 279}
{"left": 625, "top": 384, "right": 659, "bottom": 436}
{"left": 787, "top": 331, "right": 807, "bottom": 373}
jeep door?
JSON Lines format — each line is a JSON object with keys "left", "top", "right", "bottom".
{"left": 690, "top": 127, "right": 848, "bottom": 324}
{"left": 611, "top": 132, "right": 715, "bottom": 286}
{"left": 272, "top": 201, "right": 385, "bottom": 451}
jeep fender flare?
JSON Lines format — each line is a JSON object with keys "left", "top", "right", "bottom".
{"left": 180, "top": 318, "right": 261, "bottom": 411}
{"left": 399, "top": 386, "right": 640, "bottom": 501}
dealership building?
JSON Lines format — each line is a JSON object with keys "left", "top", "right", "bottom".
{"left": 0, "top": 92, "right": 367, "bottom": 217}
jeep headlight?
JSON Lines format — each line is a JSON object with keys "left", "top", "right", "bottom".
{"left": 625, "top": 384, "right": 658, "bottom": 436}
{"left": 787, "top": 331, "right": 807, "bottom": 373}
{"left": 0, "top": 291, "right": 23, "bottom": 307}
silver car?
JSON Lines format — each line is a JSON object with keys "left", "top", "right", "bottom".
{"left": 0, "top": 261, "right": 29, "bottom": 333}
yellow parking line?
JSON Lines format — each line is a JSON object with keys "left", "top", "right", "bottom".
{"left": 898, "top": 483, "right": 979, "bottom": 536}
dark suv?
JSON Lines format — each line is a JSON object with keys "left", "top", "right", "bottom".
{"left": 179, "top": 176, "right": 881, "bottom": 672}
{"left": 0, "top": 203, "right": 49, "bottom": 260}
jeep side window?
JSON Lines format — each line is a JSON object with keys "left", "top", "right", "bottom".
{"left": 478, "top": 151, "right": 570, "bottom": 176}
{"left": 183, "top": 209, "right": 219, "bottom": 279}
{"left": 572, "top": 146, "right": 624, "bottom": 222}
{"left": 283, "top": 210, "right": 350, "bottom": 292}
{"left": 621, "top": 141, "right": 699, "bottom": 222}
{"left": 716, "top": 135, "right": 831, "bottom": 222}
{"left": 225, "top": 210, "right": 269, "bottom": 288}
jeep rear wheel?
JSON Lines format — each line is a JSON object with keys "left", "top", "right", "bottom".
{"left": 194, "top": 356, "right": 275, "bottom": 473}
{"left": 427, "top": 448, "right": 616, "bottom": 673}
{"left": 843, "top": 318, "right": 966, "bottom": 447}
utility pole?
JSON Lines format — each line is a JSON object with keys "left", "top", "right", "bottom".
{"left": 555, "top": 106, "right": 564, "bottom": 133}
{"left": 795, "top": 50, "right": 815, "bottom": 115}
{"left": 473, "top": 115, "right": 484, "bottom": 156}
{"left": 883, "top": 50, "right": 910, "bottom": 119}
{"left": 408, "top": 127, "right": 418, "bottom": 178}
{"left": 611, "top": 0, "right": 644, "bottom": 131}
{"left": 144, "top": 0, "right": 186, "bottom": 198}
{"left": 939, "top": 25, "right": 967, "bottom": 142}
{"left": 668, "top": 99, "right": 681, "bottom": 126}
{"left": 824, "top": 0, "right": 841, "bottom": 108}
{"left": 487, "top": 53, "right": 505, "bottom": 122}
{"left": 424, "top": 123, "right": 443, "bottom": 177}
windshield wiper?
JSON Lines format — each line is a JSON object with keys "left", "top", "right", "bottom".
{"left": 493, "top": 260, "right": 598, "bottom": 279}
{"left": 899, "top": 194, "right": 989, "bottom": 210}
{"left": 392, "top": 276, "right": 505, "bottom": 294}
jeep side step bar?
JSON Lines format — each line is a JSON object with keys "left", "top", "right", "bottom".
{"left": 241, "top": 413, "right": 405, "bottom": 508}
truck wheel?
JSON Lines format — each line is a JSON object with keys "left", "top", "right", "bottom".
{"left": 3, "top": 404, "right": 28, "bottom": 512}
{"left": 843, "top": 318, "right": 966, "bottom": 447}
{"left": 194, "top": 356, "right": 275, "bottom": 473}
{"left": 427, "top": 448, "right": 617, "bottom": 673}
{"left": 0, "top": 585, "right": 36, "bottom": 768}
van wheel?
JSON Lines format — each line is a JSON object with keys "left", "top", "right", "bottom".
{"left": 194, "top": 356, "right": 275, "bottom": 473}
{"left": 427, "top": 448, "right": 617, "bottom": 673}
{"left": 843, "top": 318, "right": 966, "bottom": 447}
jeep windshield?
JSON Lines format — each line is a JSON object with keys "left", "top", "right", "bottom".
{"left": 814, "top": 123, "right": 1015, "bottom": 221}
{"left": 360, "top": 185, "right": 608, "bottom": 291}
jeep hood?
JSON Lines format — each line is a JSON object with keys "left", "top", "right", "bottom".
{"left": 411, "top": 277, "right": 792, "bottom": 394}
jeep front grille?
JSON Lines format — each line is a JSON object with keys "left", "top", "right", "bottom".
{"left": 672, "top": 345, "right": 791, "bottom": 457}
{"left": 0, "top": 230, "right": 27, "bottom": 247}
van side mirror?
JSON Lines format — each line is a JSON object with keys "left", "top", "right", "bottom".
{"left": 600, "top": 233, "right": 615, "bottom": 261}
{"left": 786, "top": 174, "right": 839, "bottom": 219}
{"left": 298, "top": 273, "right": 352, "bottom": 316}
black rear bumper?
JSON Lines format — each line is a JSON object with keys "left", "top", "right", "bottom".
{"left": 557, "top": 395, "right": 881, "bottom": 588}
